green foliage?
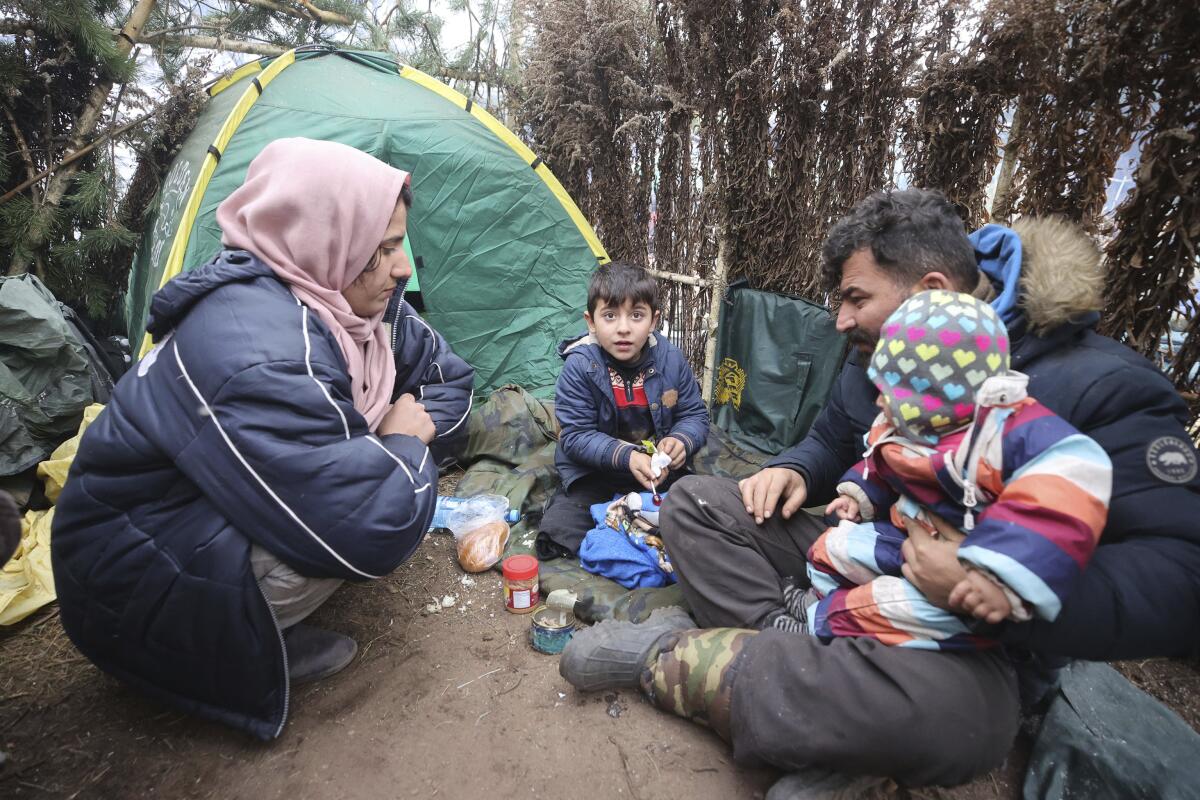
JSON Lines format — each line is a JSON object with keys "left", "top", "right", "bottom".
{"left": 49, "top": 223, "right": 137, "bottom": 319}
{"left": 66, "top": 168, "right": 113, "bottom": 220}
{"left": 30, "top": 0, "right": 138, "bottom": 82}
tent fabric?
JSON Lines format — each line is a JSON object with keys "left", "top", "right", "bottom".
{"left": 709, "top": 281, "right": 846, "bottom": 455}
{"left": 0, "top": 274, "right": 94, "bottom": 477}
{"left": 1023, "top": 661, "right": 1200, "bottom": 800}
{"left": 0, "top": 403, "right": 102, "bottom": 625}
{"left": 126, "top": 48, "right": 608, "bottom": 398}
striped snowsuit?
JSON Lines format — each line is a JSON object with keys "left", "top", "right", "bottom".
{"left": 807, "top": 389, "right": 1112, "bottom": 650}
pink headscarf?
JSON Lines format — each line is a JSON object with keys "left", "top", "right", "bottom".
{"left": 216, "top": 138, "right": 409, "bottom": 430}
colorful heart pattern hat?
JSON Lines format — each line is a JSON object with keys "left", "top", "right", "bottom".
{"left": 867, "top": 290, "right": 1011, "bottom": 444}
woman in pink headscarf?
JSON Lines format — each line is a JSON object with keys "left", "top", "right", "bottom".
{"left": 51, "top": 139, "right": 473, "bottom": 739}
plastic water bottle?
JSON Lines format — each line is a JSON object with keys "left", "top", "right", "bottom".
{"left": 428, "top": 495, "right": 520, "bottom": 531}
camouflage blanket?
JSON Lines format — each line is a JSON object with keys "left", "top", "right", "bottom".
{"left": 452, "top": 384, "right": 774, "bottom": 621}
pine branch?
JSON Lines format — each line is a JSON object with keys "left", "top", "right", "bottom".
{"left": 9, "top": 0, "right": 158, "bottom": 274}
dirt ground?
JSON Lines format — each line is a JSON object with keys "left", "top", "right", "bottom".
{"left": 2, "top": 521, "right": 1197, "bottom": 800}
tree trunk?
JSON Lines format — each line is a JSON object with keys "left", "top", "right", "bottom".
{"left": 9, "top": 0, "right": 158, "bottom": 274}
{"left": 990, "top": 102, "right": 1024, "bottom": 223}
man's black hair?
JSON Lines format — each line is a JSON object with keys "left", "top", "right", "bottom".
{"left": 587, "top": 261, "right": 660, "bottom": 315}
{"left": 820, "top": 189, "right": 978, "bottom": 293}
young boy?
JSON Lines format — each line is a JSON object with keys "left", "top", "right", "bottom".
{"left": 776, "top": 290, "right": 1112, "bottom": 650}
{"left": 538, "top": 262, "right": 710, "bottom": 559}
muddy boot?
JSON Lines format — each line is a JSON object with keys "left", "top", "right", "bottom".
{"left": 0, "top": 490, "right": 20, "bottom": 567}
{"left": 559, "top": 606, "right": 696, "bottom": 692}
{"left": 766, "top": 767, "right": 890, "bottom": 800}
{"left": 284, "top": 623, "right": 358, "bottom": 685}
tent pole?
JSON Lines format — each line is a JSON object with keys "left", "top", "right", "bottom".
{"left": 701, "top": 232, "right": 729, "bottom": 404}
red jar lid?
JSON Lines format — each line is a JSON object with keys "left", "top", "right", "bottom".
{"left": 502, "top": 555, "right": 539, "bottom": 581}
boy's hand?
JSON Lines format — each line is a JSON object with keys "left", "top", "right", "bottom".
{"left": 948, "top": 570, "right": 1012, "bottom": 624}
{"left": 629, "top": 451, "right": 658, "bottom": 491}
{"left": 657, "top": 436, "right": 687, "bottom": 470}
{"left": 825, "top": 495, "right": 861, "bottom": 522}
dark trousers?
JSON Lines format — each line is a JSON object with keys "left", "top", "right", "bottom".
{"left": 537, "top": 473, "right": 645, "bottom": 559}
{"left": 659, "top": 475, "right": 1020, "bottom": 786}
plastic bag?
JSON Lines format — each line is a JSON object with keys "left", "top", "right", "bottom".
{"left": 448, "top": 495, "right": 511, "bottom": 573}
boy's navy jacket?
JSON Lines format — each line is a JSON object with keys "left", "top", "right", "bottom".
{"left": 767, "top": 219, "right": 1200, "bottom": 660}
{"left": 50, "top": 250, "right": 472, "bottom": 739}
{"left": 554, "top": 332, "right": 709, "bottom": 489}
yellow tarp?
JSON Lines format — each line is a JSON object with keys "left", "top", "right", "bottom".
{"left": 0, "top": 404, "right": 103, "bottom": 625}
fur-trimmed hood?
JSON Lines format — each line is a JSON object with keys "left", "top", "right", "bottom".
{"left": 1011, "top": 217, "right": 1105, "bottom": 334}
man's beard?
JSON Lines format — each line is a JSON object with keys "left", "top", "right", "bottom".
{"left": 847, "top": 327, "right": 877, "bottom": 352}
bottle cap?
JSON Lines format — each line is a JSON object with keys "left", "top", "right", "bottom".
{"left": 502, "top": 554, "right": 538, "bottom": 581}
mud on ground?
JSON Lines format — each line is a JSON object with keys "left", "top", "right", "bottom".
{"left": 1, "top": 511, "right": 1197, "bottom": 799}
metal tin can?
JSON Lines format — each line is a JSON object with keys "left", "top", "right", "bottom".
{"left": 529, "top": 605, "right": 575, "bottom": 654}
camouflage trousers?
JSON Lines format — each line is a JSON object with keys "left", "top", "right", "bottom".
{"left": 640, "top": 627, "right": 756, "bottom": 742}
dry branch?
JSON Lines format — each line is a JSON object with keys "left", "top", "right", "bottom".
{"left": 234, "top": 0, "right": 352, "bottom": 26}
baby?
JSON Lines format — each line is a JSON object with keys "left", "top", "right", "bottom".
{"left": 777, "top": 290, "right": 1113, "bottom": 650}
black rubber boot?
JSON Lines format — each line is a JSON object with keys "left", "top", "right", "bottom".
{"left": 284, "top": 623, "right": 358, "bottom": 685}
{"left": 559, "top": 606, "right": 696, "bottom": 692}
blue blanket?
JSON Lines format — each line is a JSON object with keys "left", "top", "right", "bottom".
{"left": 579, "top": 492, "right": 676, "bottom": 589}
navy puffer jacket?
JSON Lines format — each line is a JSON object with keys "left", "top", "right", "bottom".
{"left": 768, "top": 219, "right": 1200, "bottom": 660}
{"left": 554, "top": 332, "right": 709, "bottom": 489}
{"left": 50, "top": 250, "right": 472, "bottom": 739}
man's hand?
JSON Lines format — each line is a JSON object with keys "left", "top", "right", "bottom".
{"left": 656, "top": 436, "right": 688, "bottom": 470}
{"left": 949, "top": 570, "right": 1012, "bottom": 624}
{"left": 629, "top": 451, "right": 658, "bottom": 491}
{"left": 825, "top": 495, "right": 861, "bottom": 522}
{"left": 738, "top": 467, "right": 808, "bottom": 525}
{"left": 377, "top": 393, "right": 436, "bottom": 444}
{"left": 899, "top": 514, "right": 968, "bottom": 610}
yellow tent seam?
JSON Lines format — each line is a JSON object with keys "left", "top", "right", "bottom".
{"left": 397, "top": 64, "right": 610, "bottom": 266}
{"left": 139, "top": 49, "right": 298, "bottom": 357}
{"left": 209, "top": 59, "right": 265, "bottom": 97}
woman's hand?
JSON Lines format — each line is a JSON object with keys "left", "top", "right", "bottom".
{"left": 378, "top": 393, "right": 435, "bottom": 444}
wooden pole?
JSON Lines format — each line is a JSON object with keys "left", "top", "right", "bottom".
{"left": 700, "top": 231, "right": 729, "bottom": 403}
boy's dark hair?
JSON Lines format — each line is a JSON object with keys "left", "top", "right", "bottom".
{"left": 587, "top": 261, "right": 660, "bottom": 315}
{"left": 820, "top": 189, "right": 978, "bottom": 293}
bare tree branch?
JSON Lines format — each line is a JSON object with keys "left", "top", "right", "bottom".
{"left": 139, "top": 30, "right": 289, "bottom": 56}
{"left": 0, "top": 107, "right": 160, "bottom": 207}
{"left": 233, "top": 0, "right": 353, "bottom": 26}
{"left": 2, "top": 104, "right": 41, "bottom": 203}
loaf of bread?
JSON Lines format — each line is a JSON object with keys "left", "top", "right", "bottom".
{"left": 456, "top": 521, "right": 510, "bottom": 573}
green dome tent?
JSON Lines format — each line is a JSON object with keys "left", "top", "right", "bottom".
{"left": 126, "top": 47, "right": 609, "bottom": 397}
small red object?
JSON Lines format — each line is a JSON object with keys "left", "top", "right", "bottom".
{"left": 652, "top": 492, "right": 662, "bottom": 505}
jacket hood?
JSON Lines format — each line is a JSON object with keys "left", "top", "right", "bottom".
{"left": 146, "top": 250, "right": 272, "bottom": 338}
{"left": 972, "top": 218, "right": 1105, "bottom": 337}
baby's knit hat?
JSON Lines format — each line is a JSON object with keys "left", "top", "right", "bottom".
{"left": 867, "top": 290, "right": 1010, "bottom": 444}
